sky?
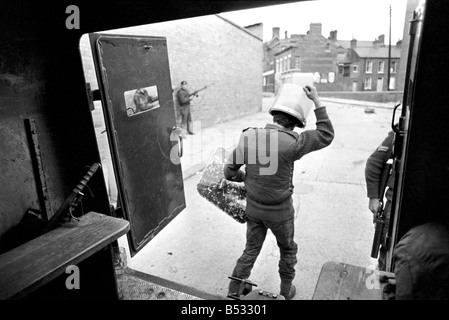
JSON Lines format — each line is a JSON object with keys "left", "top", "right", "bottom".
{"left": 219, "top": 0, "right": 409, "bottom": 44}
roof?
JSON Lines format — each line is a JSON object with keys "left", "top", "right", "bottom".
{"left": 244, "top": 22, "right": 262, "bottom": 28}
{"left": 265, "top": 36, "right": 280, "bottom": 48}
{"left": 337, "top": 53, "right": 352, "bottom": 64}
{"left": 336, "top": 40, "right": 374, "bottom": 48}
{"left": 353, "top": 46, "right": 402, "bottom": 58}
{"left": 215, "top": 14, "right": 263, "bottom": 41}
{"left": 274, "top": 45, "right": 295, "bottom": 56}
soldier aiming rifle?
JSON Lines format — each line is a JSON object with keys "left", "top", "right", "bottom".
{"left": 176, "top": 81, "right": 215, "bottom": 135}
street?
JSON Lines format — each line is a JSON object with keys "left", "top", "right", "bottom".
{"left": 115, "top": 97, "right": 395, "bottom": 299}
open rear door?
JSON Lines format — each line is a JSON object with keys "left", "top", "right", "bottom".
{"left": 90, "top": 33, "right": 185, "bottom": 256}
{"left": 385, "top": 1, "right": 425, "bottom": 271}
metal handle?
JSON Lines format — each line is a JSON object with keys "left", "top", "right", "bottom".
{"left": 171, "top": 127, "right": 183, "bottom": 158}
{"left": 177, "top": 135, "right": 183, "bottom": 157}
{"left": 391, "top": 102, "right": 402, "bottom": 133}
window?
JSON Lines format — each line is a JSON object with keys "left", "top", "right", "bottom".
{"left": 295, "top": 57, "right": 301, "bottom": 70}
{"left": 364, "top": 77, "right": 372, "bottom": 90}
{"left": 366, "top": 61, "right": 372, "bottom": 73}
{"left": 328, "top": 72, "right": 335, "bottom": 83}
{"left": 276, "top": 59, "right": 280, "bottom": 73}
{"left": 378, "top": 61, "right": 385, "bottom": 73}
{"left": 325, "top": 43, "right": 331, "bottom": 52}
{"left": 339, "top": 65, "right": 350, "bottom": 77}
{"left": 287, "top": 54, "right": 291, "bottom": 71}
{"left": 353, "top": 64, "right": 358, "bottom": 73}
{"left": 390, "top": 61, "right": 397, "bottom": 73}
{"left": 338, "top": 65, "right": 344, "bottom": 75}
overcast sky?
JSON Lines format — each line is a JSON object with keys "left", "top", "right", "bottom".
{"left": 219, "top": 0, "right": 409, "bottom": 44}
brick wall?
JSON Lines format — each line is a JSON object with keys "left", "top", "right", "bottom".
{"left": 294, "top": 35, "right": 338, "bottom": 82}
{"left": 319, "top": 91, "right": 403, "bottom": 103}
{"left": 79, "top": 14, "right": 263, "bottom": 129}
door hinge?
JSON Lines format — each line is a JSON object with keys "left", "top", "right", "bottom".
{"left": 86, "top": 83, "right": 101, "bottom": 111}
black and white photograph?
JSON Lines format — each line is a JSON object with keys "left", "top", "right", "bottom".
{"left": 125, "top": 86, "right": 160, "bottom": 116}
{"left": 1, "top": 0, "right": 449, "bottom": 310}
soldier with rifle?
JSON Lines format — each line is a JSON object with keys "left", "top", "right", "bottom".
{"left": 365, "top": 130, "right": 395, "bottom": 271}
{"left": 176, "top": 80, "right": 214, "bottom": 135}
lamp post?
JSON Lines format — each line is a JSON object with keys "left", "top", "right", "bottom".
{"left": 387, "top": 4, "right": 391, "bottom": 91}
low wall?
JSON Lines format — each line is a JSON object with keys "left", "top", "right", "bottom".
{"left": 318, "top": 91, "right": 403, "bottom": 103}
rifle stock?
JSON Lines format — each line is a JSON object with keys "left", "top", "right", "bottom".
{"left": 43, "top": 163, "right": 101, "bottom": 233}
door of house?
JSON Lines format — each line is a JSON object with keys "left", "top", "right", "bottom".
{"left": 377, "top": 78, "right": 384, "bottom": 92}
{"left": 352, "top": 81, "right": 357, "bottom": 92}
{"left": 89, "top": 33, "right": 186, "bottom": 256}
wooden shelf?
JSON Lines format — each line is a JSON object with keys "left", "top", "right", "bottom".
{"left": 0, "top": 211, "right": 129, "bottom": 300}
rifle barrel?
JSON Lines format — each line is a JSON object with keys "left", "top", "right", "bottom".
{"left": 43, "top": 163, "right": 101, "bottom": 232}
{"left": 190, "top": 83, "right": 215, "bottom": 97}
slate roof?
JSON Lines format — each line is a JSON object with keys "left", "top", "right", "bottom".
{"left": 353, "top": 46, "right": 402, "bottom": 58}
{"left": 336, "top": 40, "right": 374, "bottom": 48}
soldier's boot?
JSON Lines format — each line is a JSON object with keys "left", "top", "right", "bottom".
{"left": 228, "top": 279, "right": 253, "bottom": 299}
{"left": 227, "top": 279, "right": 241, "bottom": 299}
{"left": 280, "top": 282, "right": 296, "bottom": 300}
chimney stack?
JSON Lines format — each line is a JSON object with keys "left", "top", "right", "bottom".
{"left": 350, "top": 39, "right": 357, "bottom": 49}
{"left": 309, "top": 23, "right": 322, "bottom": 36}
{"left": 285, "top": 31, "right": 288, "bottom": 39}
{"left": 373, "top": 34, "right": 385, "bottom": 48}
{"left": 328, "top": 30, "right": 338, "bottom": 41}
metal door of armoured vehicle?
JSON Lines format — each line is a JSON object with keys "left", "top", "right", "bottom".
{"left": 90, "top": 34, "right": 185, "bottom": 256}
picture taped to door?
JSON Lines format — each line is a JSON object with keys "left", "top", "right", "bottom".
{"left": 124, "top": 85, "right": 160, "bottom": 116}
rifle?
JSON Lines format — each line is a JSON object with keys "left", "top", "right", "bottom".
{"left": 189, "top": 82, "right": 215, "bottom": 98}
{"left": 370, "top": 159, "right": 393, "bottom": 258}
{"left": 42, "top": 163, "right": 101, "bottom": 233}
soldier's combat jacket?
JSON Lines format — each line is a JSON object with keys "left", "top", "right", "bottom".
{"left": 177, "top": 88, "right": 191, "bottom": 107}
{"left": 224, "top": 107, "right": 334, "bottom": 222}
{"left": 365, "top": 130, "right": 395, "bottom": 201}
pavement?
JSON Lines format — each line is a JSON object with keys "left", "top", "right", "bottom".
{"left": 109, "top": 96, "right": 396, "bottom": 300}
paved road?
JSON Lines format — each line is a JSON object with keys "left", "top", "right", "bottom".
{"left": 115, "top": 97, "right": 395, "bottom": 300}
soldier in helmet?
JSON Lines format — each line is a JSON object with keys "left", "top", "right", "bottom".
{"left": 224, "top": 85, "right": 334, "bottom": 300}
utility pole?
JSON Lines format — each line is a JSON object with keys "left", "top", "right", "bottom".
{"left": 387, "top": 4, "right": 392, "bottom": 91}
